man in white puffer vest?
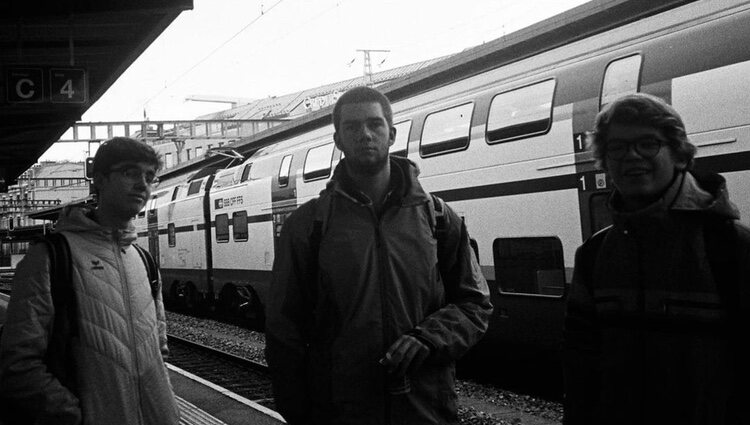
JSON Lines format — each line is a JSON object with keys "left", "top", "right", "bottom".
{"left": 0, "top": 137, "right": 179, "bottom": 425}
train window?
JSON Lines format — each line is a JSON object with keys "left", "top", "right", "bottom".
{"left": 278, "top": 154, "right": 293, "bottom": 187}
{"left": 589, "top": 192, "right": 613, "bottom": 234}
{"left": 233, "top": 211, "right": 249, "bottom": 241}
{"left": 171, "top": 186, "right": 180, "bottom": 201}
{"left": 486, "top": 79, "right": 555, "bottom": 144}
{"left": 187, "top": 180, "right": 202, "bottom": 196}
{"left": 241, "top": 163, "right": 252, "bottom": 183}
{"left": 216, "top": 213, "right": 229, "bottom": 243}
{"left": 168, "top": 223, "right": 176, "bottom": 247}
{"left": 420, "top": 103, "right": 473, "bottom": 157}
{"left": 493, "top": 237, "right": 565, "bottom": 297}
{"left": 601, "top": 54, "right": 642, "bottom": 109}
{"left": 391, "top": 121, "right": 411, "bottom": 157}
{"left": 303, "top": 143, "right": 334, "bottom": 181}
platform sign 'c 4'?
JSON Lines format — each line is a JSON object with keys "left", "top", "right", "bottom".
{"left": 5, "top": 66, "right": 87, "bottom": 104}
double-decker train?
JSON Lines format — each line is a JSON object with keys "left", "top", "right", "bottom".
{"left": 135, "top": 0, "right": 750, "bottom": 391}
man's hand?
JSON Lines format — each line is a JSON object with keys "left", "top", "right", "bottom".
{"left": 380, "top": 335, "right": 430, "bottom": 377}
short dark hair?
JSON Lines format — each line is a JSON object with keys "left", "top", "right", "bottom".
{"left": 92, "top": 137, "right": 162, "bottom": 176}
{"left": 588, "top": 93, "right": 696, "bottom": 170}
{"left": 332, "top": 86, "right": 393, "bottom": 132}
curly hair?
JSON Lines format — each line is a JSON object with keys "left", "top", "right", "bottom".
{"left": 588, "top": 93, "right": 696, "bottom": 170}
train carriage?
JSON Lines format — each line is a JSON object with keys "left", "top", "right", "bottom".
{"left": 136, "top": 171, "right": 217, "bottom": 308}
{"left": 136, "top": 0, "right": 750, "bottom": 389}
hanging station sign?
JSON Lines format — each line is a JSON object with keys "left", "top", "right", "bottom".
{"left": 5, "top": 66, "right": 88, "bottom": 104}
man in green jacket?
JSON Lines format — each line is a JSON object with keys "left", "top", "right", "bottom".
{"left": 266, "top": 86, "right": 493, "bottom": 425}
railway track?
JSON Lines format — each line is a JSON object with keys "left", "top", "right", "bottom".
{"left": 166, "top": 334, "right": 275, "bottom": 409}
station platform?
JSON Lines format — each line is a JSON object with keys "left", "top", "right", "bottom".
{"left": 169, "top": 364, "right": 285, "bottom": 425}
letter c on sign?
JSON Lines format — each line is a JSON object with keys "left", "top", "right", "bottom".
{"left": 16, "top": 78, "right": 35, "bottom": 99}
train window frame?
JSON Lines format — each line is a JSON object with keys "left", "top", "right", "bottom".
{"left": 240, "top": 163, "right": 252, "bottom": 183}
{"left": 232, "top": 211, "right": 249, "bottom": 241}
{"left": 419, "top": 102, "right": 474, "bottom": 158}
{"left": 303, "top": 143, "right": 335, "bottom": 181}
{"left": 167, "top": 223, "right": 176, "bottom": 247}
{"left": 492, "top": 236, "right": 565, "bottom": 297}
{"left": 600, "top": 53, "right": 642, "bottom": 110}
{"left": 485, "top": 79, "right": 556, "bottom": 145}
{"left": 390, "top": 120, "right": 412, "bottom": 157}
{"left": 187, "top": 180, "right": 203, "bottom": 196}
{"left": 278, "top": 154, "right": 293, "bottom": 187}
{"left": 215, "top": 213, "right": 230, "bottom": 243}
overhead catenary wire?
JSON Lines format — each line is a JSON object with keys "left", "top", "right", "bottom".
{"left": 135, "top": 0, "right": 287, "bottom": 118}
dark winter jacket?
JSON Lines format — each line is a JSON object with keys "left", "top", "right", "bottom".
{"left": 563, "top": 171, "right": 750, "bottom": 425}
{"left": 0, "top": 207, "right": 179, "bottom": 425}
{"left": 266, "top": 156, "right": 492, "bottom": 425}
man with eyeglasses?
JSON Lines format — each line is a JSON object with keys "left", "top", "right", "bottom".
{"left": 0, "top": 137, "right": 179, "bottom": 424}
{"left": 563, "top": 93, "right": 750, "bottom": 425}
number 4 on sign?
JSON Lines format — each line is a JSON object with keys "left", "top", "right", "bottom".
{"left": 59, "top": 79, "right": 75, "bottom": 99}
{"left": 49, "top": 68, "right": 86, "bottom": 104}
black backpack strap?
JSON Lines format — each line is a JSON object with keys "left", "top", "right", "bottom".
{"left": 579, "top": 226, "right": 611, "bottom": 289}
{"left": 704, "top": 218, "right": 740, "bottom": 315}
{"left": 426, "top": 193, "right": 450, "bottom": 279}
{"left": 36, "top": 233, "right": 78, "bottom": 394}
{"left": 133, "top": 243, "right": 159, "bottom": 300}
{"left": 307, "top": 192, "right": 333, "bottom": 308}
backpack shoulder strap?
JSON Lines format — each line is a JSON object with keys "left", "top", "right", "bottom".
{"left": 427, "top": 193, "right": 448, "bottom": 265}
{"left": 306, "top": 192, "right": 334, "bottom": 308}
{"left": 310, "top": 191, "right": 334, "bottom": 256}
{"left": 35, "top": 232, "right": 78, "bottom": 393}
{"left": 579, "top": 225, "right": 612, "bottom": 286}
{"left": 429, "top": 193, "right": 447, "bottom": 239}
{"left": 38, "top": 233, "right": 75, "bottom": 333}
{"left": 133, "top": 243, "right": 159, "bottom": 300}
{"left": 704, "top": 218, "right": 740, "bottom": 316}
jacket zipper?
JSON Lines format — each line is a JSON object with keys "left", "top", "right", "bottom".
{"left": 116, "top": 241, "right": 145, "bottom": 425}
{"left": 371, "top": 205, "right": 394, "bottom": 425}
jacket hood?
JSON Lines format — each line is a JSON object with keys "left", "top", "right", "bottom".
{"left": 326, "top": 155, "right": 430, "bottom": 206}
{"left": 611, "top": 171, "right": 740, "bottom": 222}
{"left": 55, "top": 206, "right": 138, "bottom": 246}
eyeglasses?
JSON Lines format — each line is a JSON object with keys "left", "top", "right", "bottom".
{"left": 109, "top": 166, "right": 160, "bottom": 185}
{"left": 605, "top": 136, "right": 665, "bottom": 161}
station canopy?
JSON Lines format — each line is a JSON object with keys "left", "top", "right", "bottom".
{"left": 0, "top": 0, "right": 193, "bottom": 191}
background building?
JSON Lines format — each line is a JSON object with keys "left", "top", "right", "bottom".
{"left": 0, "top": 161, "right": 89, "bottom": 266}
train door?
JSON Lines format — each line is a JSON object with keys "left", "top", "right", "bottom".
{"left": 146, "top": 197, "right": 160, "bottom": 267}
{"left": 271, "top": 154, "right": 296, "bottom": 256}
{"left": 574, "top": 54, "right": 642, "bottom": 239}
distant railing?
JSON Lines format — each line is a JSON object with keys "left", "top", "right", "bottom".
{"left": 58, "top": 119, "right": 289, "bottom": 143}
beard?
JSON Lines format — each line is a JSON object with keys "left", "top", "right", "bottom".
{"left": 346, "top": 151, "right": 390, "bottom": 176}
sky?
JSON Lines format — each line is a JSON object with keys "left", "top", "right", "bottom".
{"left": 40, "top": 0, "right": 589, "bottom": 161}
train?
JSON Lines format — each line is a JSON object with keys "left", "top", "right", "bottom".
{"left": 134, "top": 0, "right": 750, "bottom": 392}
